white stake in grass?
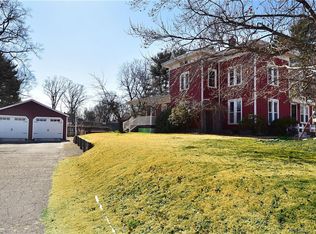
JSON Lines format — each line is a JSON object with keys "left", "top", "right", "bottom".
{"left": 95, "top": 195, "right": 116, "bottom": 234}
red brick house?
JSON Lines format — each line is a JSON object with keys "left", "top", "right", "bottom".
{"left": 123, "top": 49, "right": 315, "bottom": 134}
{"left": 164, "top": 49, "right": 315, "bottom": 133}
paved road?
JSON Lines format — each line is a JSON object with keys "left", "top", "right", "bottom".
{"left": 0, "top": 141, "right": 82, "bottom": 234}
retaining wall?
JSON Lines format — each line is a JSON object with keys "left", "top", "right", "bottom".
{"left": 73, "top": 135, "right": 94, "bottom": 152}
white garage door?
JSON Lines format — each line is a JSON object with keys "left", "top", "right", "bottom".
{"left": 32, "top": 117, "right": 63, "bottom": 140}
{"left": 0, "top": 115, "right": 29, "bottom": 139}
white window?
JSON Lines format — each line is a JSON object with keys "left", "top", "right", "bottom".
{"left": 300, "top": 104, "right": 310, "bottom": 123}
{"left": 14, "top": 117, "right": 26, "bottom": 121}
{"left": 291, "top": 103, "right": 297, "bottom": 121}
{"left": 268, "top": 99, "right": 279, "bottom": 124}
{"left": 180, "top": 72, "right": 189, "bottom": 91}
{"left": 228, "top": 98, "right": 242, "bottom": 124}
{"left": 228, "top": 65, "right": 242, "bottom": 86}
{"left": 267, "top": 66, "right": 279, "bottom": 86}
{"left": 208, "top": 69, "right": 217, "bottom": 88}
{"left": 36, "top": 118, "right": 47, "bottom": 122}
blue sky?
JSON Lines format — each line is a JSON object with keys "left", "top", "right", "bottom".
{"left": 22, "top": 0, "right": 163, "bottom": 109}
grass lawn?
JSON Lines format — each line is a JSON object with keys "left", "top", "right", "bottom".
{"left": 43, "top": 133, "right": 316, "bottom": 233}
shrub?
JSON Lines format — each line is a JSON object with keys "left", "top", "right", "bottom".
{"left": 269, "top": 117, "right": 298, "bottom": 136}
{"left": 168, "top": 101, "right": 200, "bottom": 132}
{"left": 155, "top": 108, "right": 177, "bottom": 133}
{"left": 239, "top": 115, "right": 266, "bottom": 135}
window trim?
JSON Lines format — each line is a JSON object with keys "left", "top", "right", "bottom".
{"left": 228, "top": 65, "right": 242, "bottom": 87}
{"left": 179, "top": 71, "right": 189, "bottom": 91}
{"left": 267, "top": 66, "right": 279, "bottom": 86}
{"left": 268, "top": 98, "right": 279, "bottom": 124}
{"left": 300, "top": 104, "right": 310, "bottom": 123}
{"left": 290, "top": 103, "right": 298, "bottom": 121}
{"left": 208, "top": 68, "right": 217, "bottom": 88}
{"left": 228, "top": 98, "right": 243, "bottom": 125}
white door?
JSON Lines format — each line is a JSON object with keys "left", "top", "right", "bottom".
{"left": 0, "top": 115, "right": 29, "bottom": 139}
{"left": 32, "top": 117, "right": 63, "bottom": 139}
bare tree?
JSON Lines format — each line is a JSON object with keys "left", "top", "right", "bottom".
{"left": 130, "top": 0, "right": 316, "bottom": 100}
{"left": 83, "top": 108, "right": 96, "bottom": 122}
{"left": 101, "top": 91, "right": 128, "bottom": 133}
{"left": 43, "top": 76, "right": 68, "bottom": 110}
{"left": 63, "top": 81, "right": 87, "bottom": 123}
{"left": 94, "top": 100, "right": 111, "bottom": 124}
{"left": 0, "top": 0, "right": 40, "bottom": 92}
{"left": 92, "top": 74, "right": 129, "bottom": 132}
{"left": 119, "top": 59, "right": 151, "bottom": 116}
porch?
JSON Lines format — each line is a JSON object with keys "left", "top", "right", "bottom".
{"left": 123, "top": 115, "right": 156, "bottom": 132}
{"left": 123, "top": 94, "right": 170, "bottom": 132}
{"left": 296, "top": 123, "right": 316, "bottom": 138}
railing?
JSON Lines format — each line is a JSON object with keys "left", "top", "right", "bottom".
{"left": 297, "top": 123, "right": 316, "bottom": 132}
{"left": 123, "top": 116, "right": 156, "bottom": 132}
{"left": 68, "top": 125, "right": 111, "bottom": 137}
{"left": 297, "top": 123, "right": 316, "bottom": 139}
{"left": 122, "top": 119, "right": 130, "bottom": 131}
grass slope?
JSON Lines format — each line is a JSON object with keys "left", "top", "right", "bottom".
{"left": 43, "top": 133, "right": 316, "bottom": 233}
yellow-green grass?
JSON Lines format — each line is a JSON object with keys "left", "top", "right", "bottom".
{"left": 43, "top": 133, "right": 316, "bottom": 233}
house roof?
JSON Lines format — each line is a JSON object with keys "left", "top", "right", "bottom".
{"left": 162, "top": 42, "right": 292, "bottom": 70}
{"left": 162, "top": 48, "right": 251, "bottom": 69}
{"left": 162, "top": 49, "right": 213, "bottom": 69}
{"left": 127, "top": 94, "right": 171, "bottom": 106}
{"left": 0, "top": 99, "right": 69, "bottom": 117}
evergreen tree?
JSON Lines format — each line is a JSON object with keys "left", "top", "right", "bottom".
{"left": 150, "top": 49, "right": 186, "bottom": 95}
{"left": 0, "top": 54, "right": 21, "bottom": 107}
{"left": 290, "top": 18, "right": 316, "bottom": 66}
{"left": 150, "top": 51, "right": 171, "bottom": 95}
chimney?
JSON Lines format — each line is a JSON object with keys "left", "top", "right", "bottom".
{"left": 228, "top": 36, "right": 237, "bottom": 48}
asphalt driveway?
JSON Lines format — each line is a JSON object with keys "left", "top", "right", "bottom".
{"left": 0, "top": 141, "right": 82, "bottom": 234}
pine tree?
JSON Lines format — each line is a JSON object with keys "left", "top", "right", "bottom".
{"left": 150, "top": 51, "right": 171, "bottom": 95}
{"left": 150, "top": 49, "right": 186, "bottom": 95}
{"left": 0, "top": 54, "right": 21, "bottom": 107}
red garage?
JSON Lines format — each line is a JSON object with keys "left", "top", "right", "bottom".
{"left": 0, "top": 99, "right": 68, "bottom": 142}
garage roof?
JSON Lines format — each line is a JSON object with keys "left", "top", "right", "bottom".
{"left": 0, "top": 99, "right": 69, "bottom": 117}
